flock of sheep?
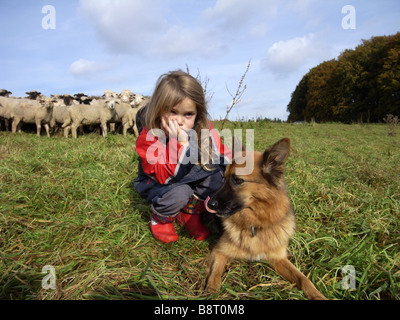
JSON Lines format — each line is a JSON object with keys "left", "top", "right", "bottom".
{"left": 0, "top": 89, "right": 149, "bottom": 138}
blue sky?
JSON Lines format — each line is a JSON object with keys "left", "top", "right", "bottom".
{"left": 0, "top": 0, "right": 399, "bottom": 121}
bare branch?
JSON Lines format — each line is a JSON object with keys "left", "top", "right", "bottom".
{"left": 221, "top": 60, "right": 251, "bottom": 129}
{"left": 185, "top": 64, "right": 215, "bottom": 105}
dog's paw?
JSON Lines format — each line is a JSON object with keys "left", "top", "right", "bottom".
{"left": 205, "top": 281, "right": 218, "bottom": 294}
{"left": 310, "top": 292, "right": 328, "bottom": 300}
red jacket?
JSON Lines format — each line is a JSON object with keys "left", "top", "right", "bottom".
{"left": 134, "top": 123, "right": 231, "bottom": 201}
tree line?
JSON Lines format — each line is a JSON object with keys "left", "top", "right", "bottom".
{"left": 287, "top": 32, "right": 400, "bottom": 123}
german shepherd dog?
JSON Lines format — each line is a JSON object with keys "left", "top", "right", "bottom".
{"left": 204, "top": 138, "right": 326, "bottom": 300}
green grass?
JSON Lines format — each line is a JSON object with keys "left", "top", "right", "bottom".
{"left": 0, "top": 122, "right": 399, "bottom": 300}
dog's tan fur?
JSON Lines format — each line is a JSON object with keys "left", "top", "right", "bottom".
{"left": 206, "top": 138, "right": 326, "bottom": 300}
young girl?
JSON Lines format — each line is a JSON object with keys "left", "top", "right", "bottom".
{"left": 134, "top": 70, "right": 231, "bottom": 243}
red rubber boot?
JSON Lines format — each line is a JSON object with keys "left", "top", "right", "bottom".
{"left": 150, "top": 212, "right": 179, "bottom": 243}
{"left": 177, "top": 195, "right": 210, "bottom": 241}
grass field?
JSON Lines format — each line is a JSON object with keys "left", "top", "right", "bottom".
{"left": 0, "top": 122, "right": 399, "bottom": 300}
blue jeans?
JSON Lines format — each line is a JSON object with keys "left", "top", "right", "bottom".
{"left": 151, "top": 170, "right": 224, "bottom": 217}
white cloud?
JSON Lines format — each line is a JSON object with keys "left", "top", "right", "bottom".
{"left": 262, "top": 33, "right": 331, "bottom": 77}
{"left": 156, "top": 26, "right": 226, "bottom": 58}
{"left": 77, "top": 0, "right": 168, "bottom": 55}
{"left": 201, "top": 0, "right": 278, "bottom": 40}
{"left": 77, "top": 0, "right": 227, "bottom": 58}
{"left": 77, "top": 0, "right": 278, "bottom": 59}
{"left": 68, "top": 58, "right": 108, "bottom": 78}
{"left": 202, "top": 0, "right": 278, "bottom": 27}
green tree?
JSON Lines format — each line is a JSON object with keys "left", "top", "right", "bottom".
{"left": 287, "top": 74, "right": 309, "bottom": 122}
{"left": 287, "top": 32, "right": 400, "bottom": 123}
{"left": 377, "top": 33, "right": 400, "bottom": 119}
{"left": 304, "top": 59, "right": 338, "bottom": 122}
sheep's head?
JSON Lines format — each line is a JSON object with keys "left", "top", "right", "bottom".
{"left": 26, "top": 90, "right": 42, "bottom": 100}
{"left": 105, "top": 100, "right": 119, "bottom": 109}
{"left": 39, "top": 97, "right": 57, "bottom": 109}
{"left": 120, "top": 94, "right": 130, "bottom": 103}
{"left": 130, "top": 94, "right": 146, "bottom": 108}
{"left": 40, "top": 97, "right": 56, "bottom": 109}
{"left": 61, "top": 94, "right": 74, "bottom": 106}
{"left": 80, "top": 96, "right": 92, "bottom": 105}
{"left": 0, "top": 89, "right": 12, "bottom": 97}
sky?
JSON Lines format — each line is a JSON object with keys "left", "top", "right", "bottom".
{"left": 0, "top": 0, "right": 399, "bottom": 121}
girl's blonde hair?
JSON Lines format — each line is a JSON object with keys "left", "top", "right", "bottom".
{"left": 145, "top": 70, "right": 209, "bottom": 134}
{"left": 145, "top": 71, "right": 213, "bottom": 167}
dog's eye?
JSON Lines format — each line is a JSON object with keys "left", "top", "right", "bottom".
{"left": 232, "top": 175, "right": 245, "bottom": 185}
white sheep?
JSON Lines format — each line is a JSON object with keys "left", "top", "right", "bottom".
{"left": 108, "top": 101, "right": 134, "bottom": 137}
{"left": 126, "top": 100, "right": 148, "bottom": 136}
{"left": 126, "top": 107, "right": 140, "bottom": 136}
{"left": 62, "top": 100, "right": 118, "bottom": 138}
{"left": 119, "top": 89, "right": 135, "bottom": 104}
{"left": 51, "top": 104, "right": 72, "bottom": 136}
{"left": 102, "top": 90, "right": 118, "bottom": 100}
{"left": 10, "top": 97, "right": 55, "bottom": 137}
{"left": 110, "top": 95, "right": 149, "bottom": 136}
{"left": 50, "top": 94, "right": 80, "bottom": 135}
{"left": 0, "top": 96, "right": 14, "bottom": 131}
{"left": 131, "top": 94, "right": 147, "bottom": 108}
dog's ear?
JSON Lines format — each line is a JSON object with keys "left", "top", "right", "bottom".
{"left": 261, "top": 138, "right": 290, "bottom": 186}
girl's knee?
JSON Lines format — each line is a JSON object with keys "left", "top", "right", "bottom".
{"left": 152, "top": 185, "right": 193, "bottom": 216}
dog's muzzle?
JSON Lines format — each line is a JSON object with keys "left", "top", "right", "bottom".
{"left": 204, "top": 196, "right": 243, "bottom": 217}
{"left": 204, "top": 196, "right": 218, "bottom": 214}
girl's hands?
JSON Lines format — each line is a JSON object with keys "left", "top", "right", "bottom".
{"left": 161, "top": 116, "right": 189, "bottom": 146}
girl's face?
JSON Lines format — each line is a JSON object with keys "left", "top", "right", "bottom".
{"left": 165, "top": 97, "right": 197, "bottom": 131}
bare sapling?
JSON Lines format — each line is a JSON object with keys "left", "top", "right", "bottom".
{"left": 221, "top": 60, "right": 251, "bottom": 129}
